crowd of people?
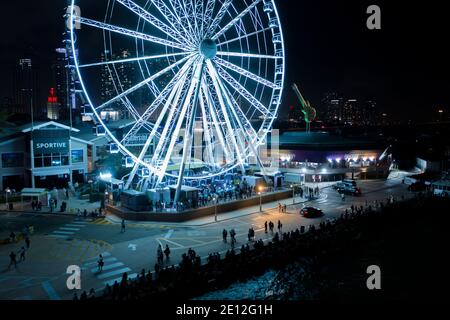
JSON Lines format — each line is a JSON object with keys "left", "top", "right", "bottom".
{"left": 76, "top": 192, "right": 433, "bottom": 301}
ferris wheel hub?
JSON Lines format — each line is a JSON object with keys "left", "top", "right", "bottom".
{"left": 200, "top": 39, "right": 217, "bottom": 60}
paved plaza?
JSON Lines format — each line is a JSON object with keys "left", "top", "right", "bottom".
{"left": 0, "top": 175, "right": 413, "bottom": 300}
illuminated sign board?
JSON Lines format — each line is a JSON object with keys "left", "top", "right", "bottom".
{"left": 33, "top": 130, "right": 70, "bottom": 154}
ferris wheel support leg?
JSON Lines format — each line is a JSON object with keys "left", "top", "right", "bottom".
{"left": 173, "top": 61, "right": 205, "bottom": 206}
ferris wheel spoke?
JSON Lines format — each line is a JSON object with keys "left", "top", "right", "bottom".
{"left": 217, "top": 27, "right": 271, "bottom": 47}
{"left": 155, "top": 60, "right": 204, "bottom": 184}
{"left": 121, "top": 56, "right": 195, "bottom": 144}
{"left": 203, "top": 0, "right": 216, "bottom": 33}
{"left": 149, "top": 0, "right": 197, "bottom": 46}
{"left": 194, "top": 0, "right": 205, "bottom": 39}
{"left": 79, "top": 52, "right": 190, "bottom": 69}
{"left": 214, "top": 65, "right": 272, "bottom": 117}
{"left": 200, "top": 79, "right": 232, "bottom": 162}
{"left": 146, "top": 71, "right": 191, "bottom": 171}
{"left": 116, "top": 0, "right": 191, "bottom": 47}
{"left": 124, "top": 70, "right": 188, "bottom": 190}
{"left": 215, "top": 57, "right": 280, "bottom": 89}
{"left": 216, "top": 51, "right": 280, "bottom": 60}
{"left": 206, "top": 60, "right": 246, "bottom": 170}
{"left": 206, "top": 0, "right": 233, "bottom": 38}
{"left": 198, "top": 89, "right": 215, "bottom": 165}
{"left": 211, "top": 66, "right": 256, "bottom": 154}
{"left": 95, "top": 54, "right": 193, "bottom": 111}
{"left": 183, "top": 0, "right": 199, "bottom": 41}
{"left": 77, "top": 17, "right": 189, "bottom": 51}
{"left": 212, "top": 0, "right": 263, "bottom": 41}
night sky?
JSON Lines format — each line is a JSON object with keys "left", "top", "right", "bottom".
{"left": 0, "top": 0, "right": 449, "bottom": 120}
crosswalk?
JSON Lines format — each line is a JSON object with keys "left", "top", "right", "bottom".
{"left": 48, "top": 220, "right": 89, "bottom": 239}
{"left": 82, "top": 252, "right": 138, "bottom": 288}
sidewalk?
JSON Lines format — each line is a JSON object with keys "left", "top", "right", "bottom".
{"left": 0, "top": 195, "right": 101, "bottom": 217}
{"left": 107, "top": 192, "right": 327, "bottom": 227}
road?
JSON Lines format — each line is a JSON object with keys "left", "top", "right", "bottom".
{"left": 0, "top": 178, "right": 412, "bottom": 300}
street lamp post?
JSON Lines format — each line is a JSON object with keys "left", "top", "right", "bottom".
{"left": 5, "top": 188, "right": 11, "bottom": 210}
{"left": 290, "top": 185, "right": 295, "bottom": 204}
{"left": 213, "top": 196, "right": 218, "bottom": 222}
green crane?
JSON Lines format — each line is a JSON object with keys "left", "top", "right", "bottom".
{"left": 292, "top": 83, "right": 317, "bottom": 133}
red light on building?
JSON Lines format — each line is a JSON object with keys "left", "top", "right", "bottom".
{"left": 47, "top": 88, "right": 58, "bottom": 104}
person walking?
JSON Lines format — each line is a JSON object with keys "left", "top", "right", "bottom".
{"left": 8, "top": 252, "right": 17, "bottom": 270}
{"left": 230, "top": 229, "right": 236, "bottom": 247}
{"left": 277, "top": 220, "right": 283, "bottom": 233}
{"left": 19, "top": 247, "right": 26, "bottom": 262}
{"left": 97, "top": 254, "right": 104, "bottom": 272}
{"left": 222, "top": 229, "right": 228, "bottom": 243}
{"left": 269, "top": 221, "right": 274, "bottom": 234}
{"left": 121, "top": 219, "right": 126, "bottom": 233}
{"left": 264, "top": 221, "right": 268, "bottom": 233}
{"left": 157, "top": 245, "right": 164, "bottom": 265}
{"left": 164, "top": 245, "right": 171, "bottom": 261}
{"left": 25, "top": 236, "right": 31, "bottom": 249}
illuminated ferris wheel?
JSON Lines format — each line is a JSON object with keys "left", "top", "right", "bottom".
{"left": 69, "top": 0, "right": 285, "bottom": 197}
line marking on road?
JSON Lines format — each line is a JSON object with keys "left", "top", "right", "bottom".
{"left": 48, "top": 234, "right": 69, "bottom": 239}
{"left": 97, "top": 267, "right": 132, "bottom": 280}
{"left": 52, "top": 231, "right": 75, "bottom": 235}
{"left": 60, "top": 227, "right": 80, "bottom": 231}
{"left": 157, "top": 238, "right": 185, "bottom": 248}
{"left": 41, "top": 281, "right": 61, "bottom": 301}
{"left": 65, "top": 224, "right": 85, "bottom": 228}
{"left": 83, "top": 257, "right": 117, "bottom": 267}
{"left": 164, "top": 229, "right": 174, "bottom": 239}
{"left": 91, "top": 262, "right": 124, "bottom": 273}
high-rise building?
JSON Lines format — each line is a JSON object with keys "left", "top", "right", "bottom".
{"left": 363, "top": 100, "right": 377, "bottom": 125}
{"left": 100, "top": 49, "right": 136, "bottom": 119}
{"left": 12, "top": 58, "right": 41, "bottom": 117}
{"left": 321, "top": 92, "right": 344, "bottom": 124}
{"left": 47, "top": 88, "right": 61, "bottom": 120}
{"left": 51, "top": 49, "right": 68, "bottom": 117}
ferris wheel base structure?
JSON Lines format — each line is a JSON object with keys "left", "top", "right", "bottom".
{"left": 107, "top": 188, "right": 292, "bottom": 222}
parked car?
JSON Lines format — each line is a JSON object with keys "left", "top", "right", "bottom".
{"left": 300, "top": 207, "right": 324, "bottom": 218}
{"left": 408, "top": 182, "right": 426, "bottom": 192}
{"left": 337, "top": 184, "right": 362, "bottom": 196}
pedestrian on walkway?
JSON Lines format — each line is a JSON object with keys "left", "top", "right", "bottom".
{"left": 278, "top": 203, "right": 282, "bottom": 213}
{"left": 9, "top": 232, "right": 16, "bottom": 243}
{"left": 8, "top": 251, "right": 17, "bottom": 270}
{"left": 269, "top": 221, "right": 274, "bottom": 234}
{"left": 88, "top": 288, "right": 95, "bottom": 299}
{"left": 19, "top": 247, "right": 26, "bottom": 262}
{"left": 277, "top": 220, "right": 283, "bottom": 233}
{"left": 264, "top": 221, "right": 268, "bottom": 233}
{"left": 121, "top": 219, "right": 126, "bottom": 233}
{"left": 157, "top": 245, "right": 164, "bottom": 265}
{"left": 230, "top": 229, "right": 236, "bottom": 247}
{"left": 97, "top": 254, "right": 104, "bottom": 272}
{"left": 164, "top": 245, "right": 171, "bottom": 261}
{"left": 222, "top": 229, "right": 228, "bottom": 243}
{"left": 25, "top": 236, "right": 30, "bottom": 249}
{"left": 341, "top": 193, "right": 345, "bottom": 201}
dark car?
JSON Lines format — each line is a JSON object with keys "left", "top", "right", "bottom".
{"left": 300, "top": 207, "right": 324, "bottom": 218}
{"left": 337, "top": 185, "right": 362, "bottom": 196}
{"left": 408, "top": 182, "right": 426, "bottom": 192}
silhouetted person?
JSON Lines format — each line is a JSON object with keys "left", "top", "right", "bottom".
{"left": 8, "top": 252, "right": 17, "bottom": 270}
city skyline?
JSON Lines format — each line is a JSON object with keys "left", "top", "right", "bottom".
{"left": 1, "top": 1, "right": 449, "bottom": 122}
